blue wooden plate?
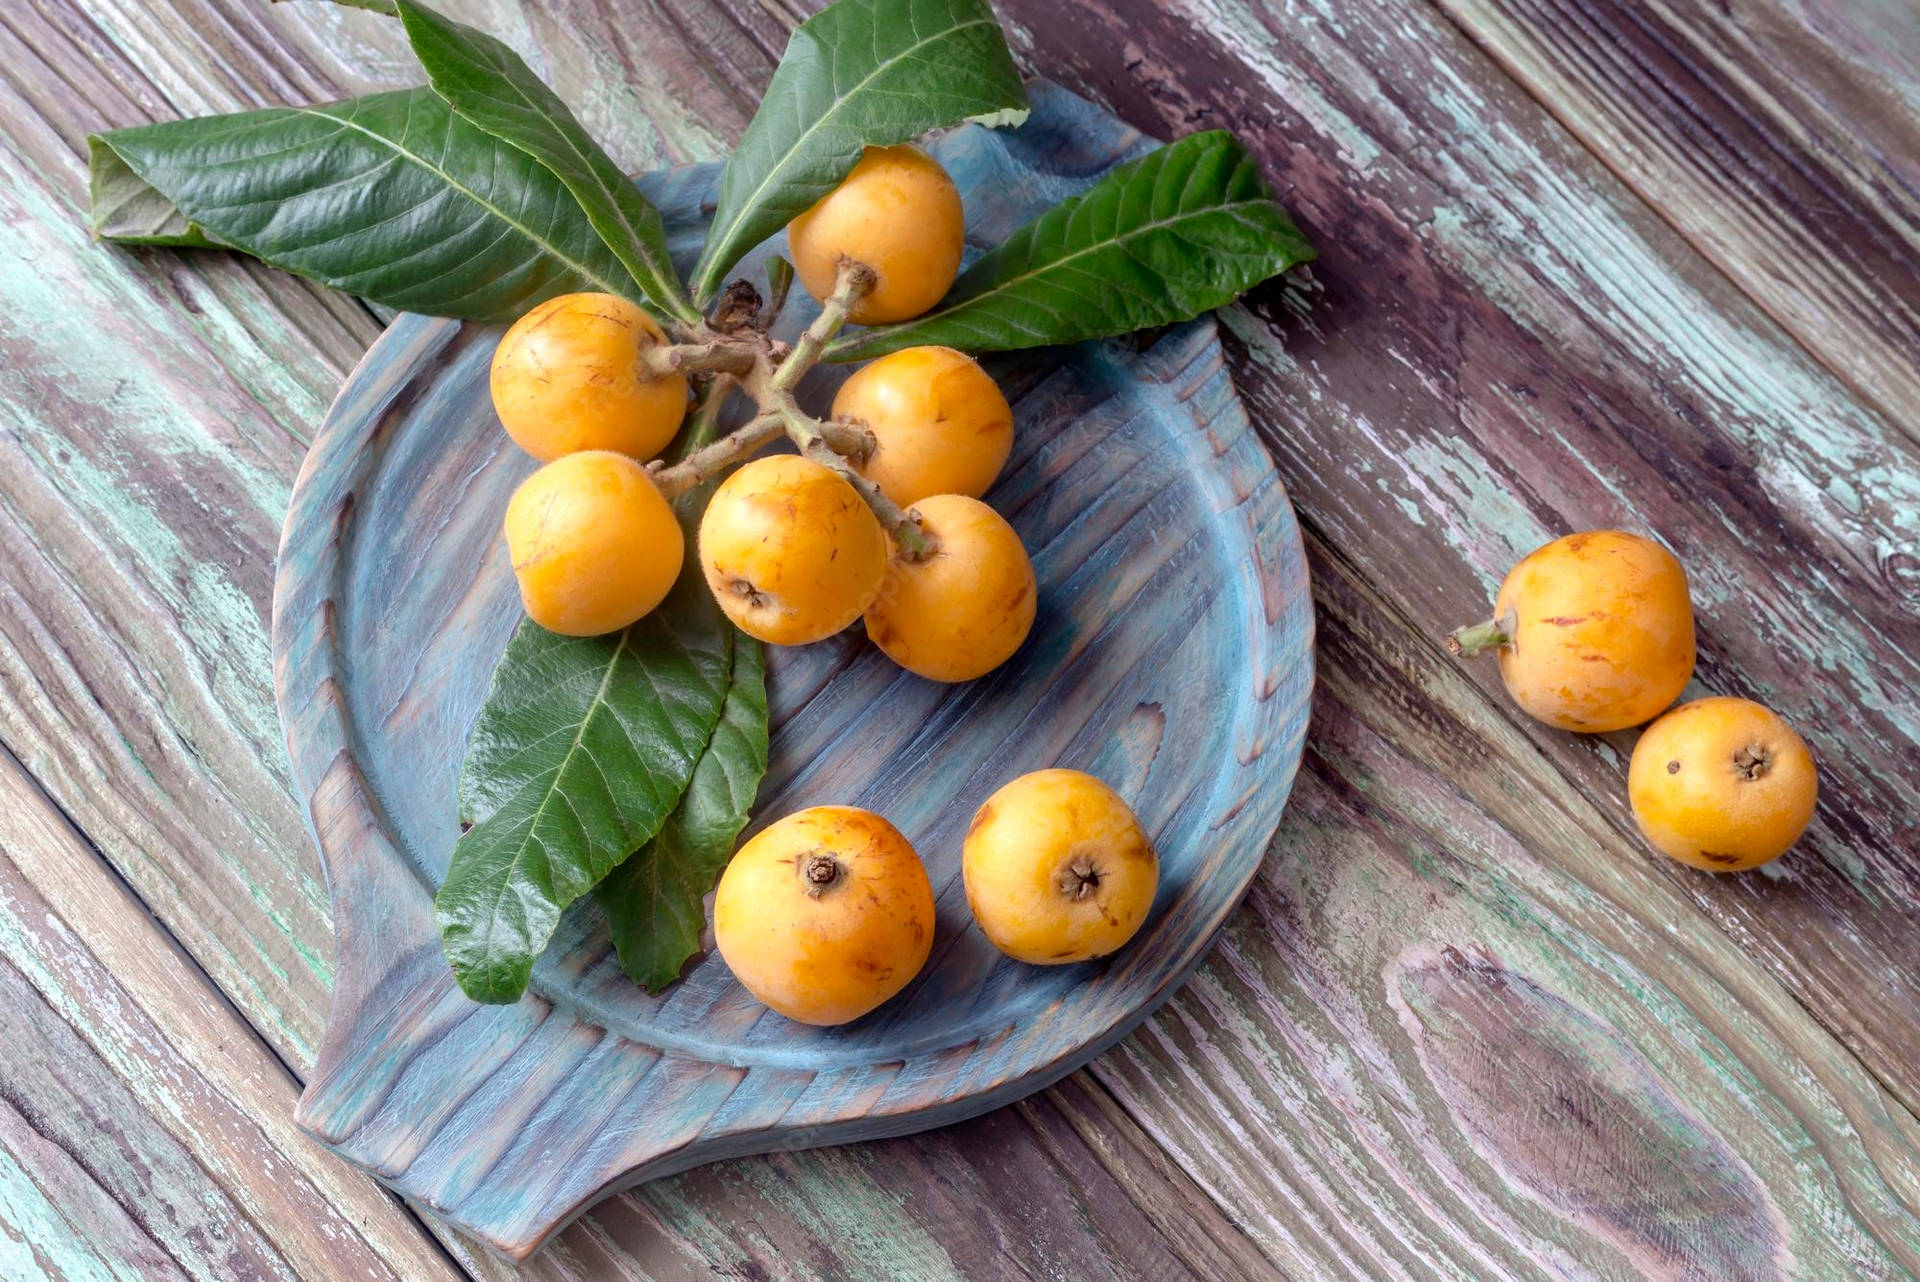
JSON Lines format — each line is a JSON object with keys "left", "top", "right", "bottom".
{"left": 272, "top": 82, "right": 1313, "bottom": 1259}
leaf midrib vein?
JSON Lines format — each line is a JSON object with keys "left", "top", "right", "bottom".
{"left": 440, "top": 21, "right": 677, "bottom": 304}
{"left": 293, "top": 103, "right": 627, "bottom": 297}
{"left": 469, "top": 627, "right": 635, "bottom": 950}
{"left": 847, "top": 191, "right": 1281, "bottom": 350}
{"left": 700, "top": 14, "right": 1004, "bottom": 287}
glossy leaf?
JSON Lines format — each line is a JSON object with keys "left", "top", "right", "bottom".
{"left": 687, "top": 0, "right": 1027, "bottom": 304}
{"left": 88, "top": 88, "right": 635, "bottom": 322}
{"left": 828, "top": 130, "right": 1316, "bottom": 361}
{"left": 392, "top": 0, "right": 697, "bottom": 323}
{"left": 597, "top": 634, "right": 768, "bottom": 992}
{"left": 439, "top": 574, "right": 732, "bottom": 1003}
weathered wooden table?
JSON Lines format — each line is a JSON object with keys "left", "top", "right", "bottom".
{"left": 4, "top": 0, "right": 1917, "bottom": 1277}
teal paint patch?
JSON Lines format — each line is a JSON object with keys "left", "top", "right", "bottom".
{"left": 0, "top": 1148, "right": 136, "bottom": 1282}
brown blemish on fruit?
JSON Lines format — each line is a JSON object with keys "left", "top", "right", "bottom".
{"left": 1541, "top": 615, "right": 1589, "bottom": 626}
{"left": 1697, "top": 850, "right": 1744, "bottom": 866}
{"left": 1667, "top": 760, "right": 1681, "bottom": 774}
{"left": 965, "top": 803, "right": 995, "bottom": 838}
{"left": 726, "top": 576, "right": 770, "bottom": 610}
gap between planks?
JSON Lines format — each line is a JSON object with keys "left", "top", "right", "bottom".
{"left": 1392, "top": 0, "right": 1920, "bottom": 1117}
{"left": 7, "top": 0, "right": 1912, "bottom": 1274}
{"left": 1, "top": 1, "right": 1284, "bottom": 1274}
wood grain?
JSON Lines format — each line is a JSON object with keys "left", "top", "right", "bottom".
{"left": 0, "top": 748, "right": 460, "bottom": 1281}
{"left": 0, "top": 6, "right": 1283, "bottom": 1275}
{"left": 997, "top": 0, "right": 1920, "bottom": 1111}
{"left": 2, "top": 0, "right": 1919, "bottom": 1273}
{"left": 1431, "top": 0, "right": 1920, "bottom": 436}
{"left": 1078, "top": 535, "right": 1920, "bottom": 1276}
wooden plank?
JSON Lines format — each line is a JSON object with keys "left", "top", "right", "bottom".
{"left": 997, "top": 0, "right": 1920, "bottom": 1113}
{"left": 0, "top": 956, "right": 279, "bottom": 1282}
{"left": 0, "top": 751, "right": 461, "bottom": 1281}
{"left": 1082, "top": 536, "right": 1920, "bottom": 1276}
{"left": 0, "top": 1, "right": 1279, "bottom": 1275}
{"left": 1430, "top": 0, "right": 1920, "bottom": 438}
{"left": 4, "top": 0, "right": 1917, "bottom": 1273}
{"left": 0, "top": 1089, "right": 192, "bottom": 1282}
{"left": 583, "top": 1085, "right": 1278, "bottom": 1281}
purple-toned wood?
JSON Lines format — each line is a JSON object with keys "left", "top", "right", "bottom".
{"left": 271, "top": 83, "right": 1314, "bottom": 1259}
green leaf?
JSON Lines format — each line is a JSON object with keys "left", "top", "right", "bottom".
{"left": 391, "top": 0, "right": 698, "bottom": 324}
{"left": 439, "top": 573, "right": 733, "bottom": 1004}
{"left": 596, "top": 634, "right": 768, "bottom": 992}
{"left": 827, "top": 131, "right": 1316, "bottom": 361}
{"left": 88, "top": 88, "right": 637, "bottom": 322}
{"left": 87, "top": 139, "right": 223, "bottom": 247}
{"left": 687, "top": 0, "right": 1028, "bottom": 304}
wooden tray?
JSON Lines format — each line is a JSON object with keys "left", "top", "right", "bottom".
{"left": 272, "top": 81, "right": 1314, "bottom": 1260}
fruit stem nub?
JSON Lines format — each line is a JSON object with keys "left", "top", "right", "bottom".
{"left": 1057, "top": 857, "right": 1102, "bottom": 901}
{"left": 1733, "top": 743, "right": 1772, "bottom": 780}
{"left": 800, "top": 851, "right": 843, "bottom": 897}
{"left": 1447, "top": 611, "right": 1515, "bottom": 658}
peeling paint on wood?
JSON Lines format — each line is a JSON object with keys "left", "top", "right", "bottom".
{"left": 3, "top": 0, "right": 1920, "bottom": 1275}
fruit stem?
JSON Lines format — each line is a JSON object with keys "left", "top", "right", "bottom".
{"left": 773, "top": 393, "right": 940, "bottom": 561}
{"left": 649, "top": 409, "right": 782, "bottom": 499}
{"left": 821, "top": 418, "right": 876, "bottom": 462}
{"left": 644, "top": 262, "right": 903, "bottom": 543}
{"left": 1446, "top": 612, "right": 1515, "bottom": 657}
{"left": 678, "top": 375, "right": 735, "bottom": 452}
{"left": 639, "top": 340, "right": 760, "bottom": 379}
{"left": 800, "top": 852, "right": 843, "bottom": 897}
{"left": 772, "top": 260, "right": 874, "bottom": 392}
